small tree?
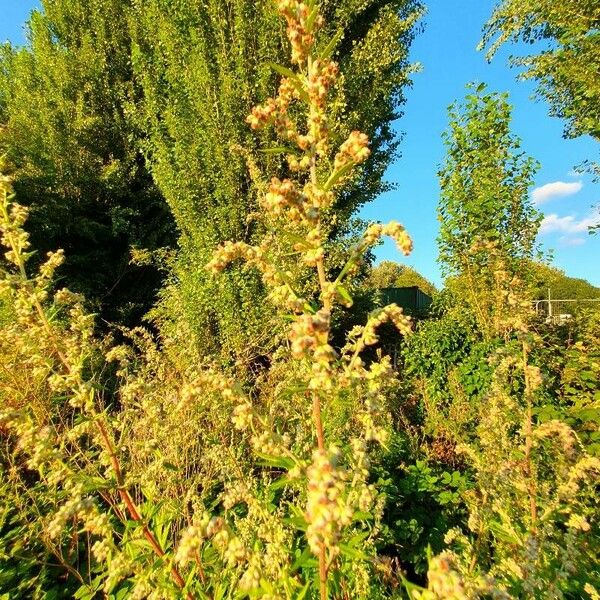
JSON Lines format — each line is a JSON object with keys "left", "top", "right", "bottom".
{"left": 438, "top": 85, "right": 541, "bottom": 338}
{"left": 367, "top": 260, "right": 437, "bottom": 296}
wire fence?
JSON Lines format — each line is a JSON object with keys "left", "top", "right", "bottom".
{"left": 534, "top": 298, "right": 600, "bottom": 324}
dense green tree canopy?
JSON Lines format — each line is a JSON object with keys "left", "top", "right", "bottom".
{"left": 481, "top": 0, "right": 600, "bottom": 142}
{"left": 0, "top": 0, "right": 175, "bottom": 325}
{"left": 530, "top": 261, "right": 600, "bottom": 300}
{"left": 1, "top": 0, "right": 423, "bottom": 355}
{"left": 366, "top": 260, "right": 437, "bottom": 296}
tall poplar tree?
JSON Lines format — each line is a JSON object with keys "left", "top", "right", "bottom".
{"left": 438, "top": 85, "right": 541, "bottom": 338}
{"left": 481, "top": 0, "right": 600, "bottom": 143}
{"left": 131, "top": 0, "right": 424, "bottom": 360}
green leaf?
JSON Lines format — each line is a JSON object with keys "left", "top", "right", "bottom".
{"left": 267, "top": 62, "right": 308, "bottom": 101}
{"left": 284, "top": 515, "right": 308, "bottom": 532}
{"left": 259, "top": 146, "right": 297, "bottom": 155}
{"left": 320, "top": 29, "right": 344, "bottom": 60}
{"left": 351, "top": 511, "right": 372, "bottom": 522}
{"left": 335, "top": 283, "right": 353, "bottom": 307}
{"left": 323, "top": 162, "right": 355, "bottom": 191}
{"left": 338, "top": 542, "right": 369, "bottom": 560}
{"left": 295, "top": 581, "right": 312, "bottom": 600}
{"left": 489, "top": 520, "right": 521, "bottom": 544}
{"left": 256, "top": 452, "right": 295, "bottom": 470}
{"left": 267, "top": 62, "right": 297, "bottom": 80}
{"left": 291, "top": 546, "right": 315, "bottom": 572}
{"left": 306, "top": 5, "right": 319, "bottom": 31}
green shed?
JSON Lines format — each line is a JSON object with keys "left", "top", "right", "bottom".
{"left": 377, "top": 286, "right": 432, "bottom": 314}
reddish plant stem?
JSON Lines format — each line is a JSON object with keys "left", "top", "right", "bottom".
{"left": 96, "top": 421, "right": 193, "bottom": 597}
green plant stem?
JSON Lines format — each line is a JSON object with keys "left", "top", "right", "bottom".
{"left": 307, "top": 52, "right": 328, "bottom": 600}
{"left": 522, "top": 342, "right": 538, "bottom": 532}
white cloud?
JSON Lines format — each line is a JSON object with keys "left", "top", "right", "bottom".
{"left": 558, "top": 236, "right": 586, "bottom": 247}
{"left": 539, "top": 212, "right": 599, "bottom": 248}
{"left": 532, "top": 181, "right": 583, "bottom": 205}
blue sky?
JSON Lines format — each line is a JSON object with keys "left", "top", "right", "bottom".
{"left": 2, "top": 0, "right": 599, "bottom": 287}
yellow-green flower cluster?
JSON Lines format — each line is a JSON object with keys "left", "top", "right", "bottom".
{"left": 334, "top": 131, "right": 371, "bottom": 170}
{"left": 305, "top": 448, "right": 352, "bottom": 556}
{"left": 276, "top": 0, "right": 322, "bottom": 66}
{"left": 362, "top": 221, "right": 413, "bottom": 256}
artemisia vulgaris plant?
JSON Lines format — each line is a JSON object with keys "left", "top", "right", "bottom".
{"left": 204, "top": 0, "right": 414, "bottom": 597}
{"left": 0, "top": 164, "right": 196, "bottom": 597}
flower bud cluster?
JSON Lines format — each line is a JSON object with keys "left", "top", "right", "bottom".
{"left": 289, "top": 309, "right": 330, "bottom": 358}
{"left": 305, "top": 448, "right": 352, "bottom": 556}
{"left": 251, "top": 429, "right": 292, "bottom": 456}
{"left": 557, "top": 456, "right": 600, "bottom": 499}
{"left": 54, "top": 287, "right": 82, "bottom": 306}
{"left": 303, "top": 182, "right": 334, "bottom": 212}
{"left": 69, "top": 381, "right": 95, "bottom": 410}
{"left": 360, "top": 221, "right": 413, "bottom": 256}
{"left": 92, "top": 539, "right": 112, "bottom": 562}
{"left": 1, "top": 412, "right": 58, "bottom": 471}
{"left": 525, "top": 364, "right": 542, "bottom": 391}
{"left": 239, "top": 559, "right": 263, "bottom": 592}
{"left": 276, "top": 1, "right": 322, "bottom": 65}
{"left": 334, "top": 131, "right": 371, "bottom": 170}
{"left": 533, "top": 420, "right": 577, "bottom": 458}
{"left": 301, "top": 227, "right": 325, "bottom": 266}
{"left": 345, "top": 304, "right": 412, "bottom": 361}
{"left": 262, "top": 177, "right": 305, "bottom": 219}
{"left": 232, "top": 401, "right": 254, "bottom": 430}
{"left": 421, "top": 553, "right": 468, "bottom": 600}
{"left": 222, "top": 481, "right": 252, "bottom": 509}
{"left": 308, "top": 60, "right": 338, "bottom": 109}
{"left": 206, "top": 241, "right": 264, "bottom": 274}
{"left": 1, "top": 200, "right": 31, "bottom": 265}
{"left": 247, "top": 78, "right": 299, "bottom": 136}
{"left": 38, "top": 249, "right": 65, "bottom": 280}
{"left": 224, "top": 536, "right": 248, "bottom": 566}
{"left": 288, "top": 309, "right": 337, "bottom": 389}
{"left": 104, "top": 553, "right": 134, "bottom": 594}
{"left": 383, "top": 221, "right": 413, "bottom": 256}
{"left": 247, "top": 97, "right": 278, "bottom": 129}
{"left": 47, "top": 492, "right": 97, "bottom": 539}
{"left": 175, "top": 512, "right": 215, "bottom": 565}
